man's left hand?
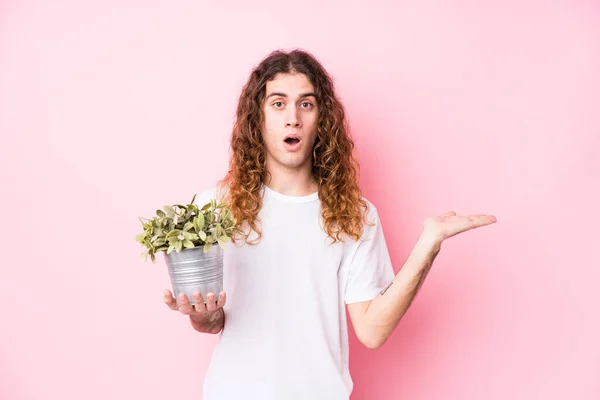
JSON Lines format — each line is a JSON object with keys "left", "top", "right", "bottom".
{"left": 422, "top": 211, "right": 497, "bottom": 244}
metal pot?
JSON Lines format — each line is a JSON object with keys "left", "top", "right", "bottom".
{"left": 164, "top": 245, "right": 223, "bottom": 306}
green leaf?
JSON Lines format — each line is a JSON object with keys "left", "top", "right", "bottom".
{"left": 199, "top": 231, "right": 207, "bottom": 241}
{"left": 164, "top": 205, "right": 175, "bottom": 214}
{"left": 194, "top": 215, "right": 205, "bottom": 231}
{"left": 166, "top": 229, "right": 180, "bottom": 237}
{"left": 167, "top": 245, "right": 175, "bottom": 254}
{"left": 175, "top": 240, "right": 183, "bottom": 252}
{"left": 217, "top": 238, "right": 226, "bottom": 249}
{"left": 206, "top": 213, "right": 214, "bottom": 225}
{"left": 203, "top": 242, "right": 212, "bottom": 253}
{"left": 156, "top": 209, "right": 166, "bottom": 217}
{"left": 183, "top": 239, "right": 195, "bottom": 249}
{"left": 183, "top": 222, "right": 194, "bottom": 231}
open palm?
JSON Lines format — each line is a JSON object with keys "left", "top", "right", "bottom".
{"left": 423, "top": 211, "right": 497, "bottom": 242}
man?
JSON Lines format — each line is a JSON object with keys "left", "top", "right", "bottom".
{"left": 162, "top": 49, "right": 497, "bottom": 399}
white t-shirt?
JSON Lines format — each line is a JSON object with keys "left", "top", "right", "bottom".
{"left": 195, "top": 184, "right": 395, "bottom": 400}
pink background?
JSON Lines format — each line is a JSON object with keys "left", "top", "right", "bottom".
{"left": 1, "top": 1, "right": 599, "bottom": 399}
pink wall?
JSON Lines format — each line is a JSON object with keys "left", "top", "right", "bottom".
{"left": 1, "top": 1, "right": 598, "bottom": 399}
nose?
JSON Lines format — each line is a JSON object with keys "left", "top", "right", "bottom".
{"left": 285, "top": 106, "right": 301, "bottom": 128}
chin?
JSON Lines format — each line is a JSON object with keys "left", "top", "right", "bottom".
{"left": 274, "top": 154, "right": 312, "bottom": 170}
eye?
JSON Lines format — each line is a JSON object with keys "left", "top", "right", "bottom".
{"left": 300, "top": 102, "right": 313, "bottom": 109}
{"left": 273, "top": 101, "right": 284, "bottom": 108}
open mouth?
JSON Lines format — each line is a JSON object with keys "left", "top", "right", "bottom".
{"left": 284, "top": 137, "right": 300, "bottom": 144}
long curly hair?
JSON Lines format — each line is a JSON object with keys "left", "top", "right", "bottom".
{"left": 217, "top": 49, "right": 371, "bottom": 245}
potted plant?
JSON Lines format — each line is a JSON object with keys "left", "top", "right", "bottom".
{"left": 135, "top": 194, "right": 240, "bottom": 306}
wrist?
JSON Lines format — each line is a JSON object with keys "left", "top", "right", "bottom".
{"left": 400, "top": 233, "right": 442, "bottom": 276}
{"left": 417, "top": 231, "right": 443, "bottom": 252}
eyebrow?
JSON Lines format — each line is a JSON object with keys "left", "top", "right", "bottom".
{"left": 265, "top": 92, "right": 317, "bottom": 100}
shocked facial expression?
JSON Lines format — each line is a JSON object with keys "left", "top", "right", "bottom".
{"left": 261, "top": 72, "right": 319, "bottom": 174}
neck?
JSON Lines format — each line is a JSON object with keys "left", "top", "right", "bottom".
{"left": 263, "top": 161, "right": 318, "bottom": 197}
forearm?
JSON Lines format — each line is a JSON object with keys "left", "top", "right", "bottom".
{"left": 190, "top": 308, "right": 225, "bottom": 334}
{"left": 364, "top": 233, "right": 442, "bottom": 347}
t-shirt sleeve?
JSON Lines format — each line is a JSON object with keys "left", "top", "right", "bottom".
{"left": 343, "top": 204, "right": 396, "bottom": 304}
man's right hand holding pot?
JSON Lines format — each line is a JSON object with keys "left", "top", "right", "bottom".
{"left": 163, "top": 289, "right": 226, "bottom": 334}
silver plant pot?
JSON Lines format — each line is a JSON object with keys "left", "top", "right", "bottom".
{"left": 164, "top": 245, "right": 223, "bottom": 306}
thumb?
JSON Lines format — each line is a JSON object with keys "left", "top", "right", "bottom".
{"left": 440, "top": 211, "right": 456, "bottom": 217}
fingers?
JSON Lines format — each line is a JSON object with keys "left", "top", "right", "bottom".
{"left": 206, "top": 292, "right": 226, "bottom": 312}
{"left": 205, "top": 293, "right": 217, "bottom": 312}
{"left": 192, "top": 292, "right": 207, "bottom": 313}
{"left": 217, "top": 291, "right": 227, "bottom": 308}
{"left": 469, "top": 214, "right": 497, "bottom": 226}
{"left": 177, "top": 293, "right": 196, "bottom": 315}
{"left": 163, "top": 289, "right": 179, "bottom": 311}
{"left": 163, "top": 289, "right": 227, "bottom": 315}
